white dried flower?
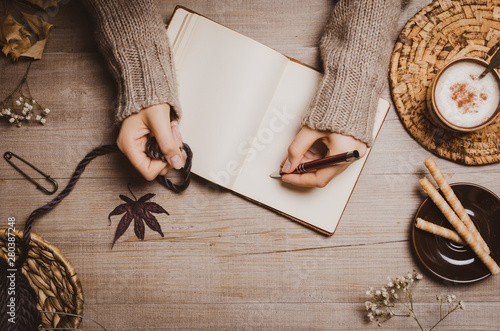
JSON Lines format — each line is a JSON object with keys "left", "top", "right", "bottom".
{"left": 32, "top": 99, "right": 36, "bottom": 103}
{"left": 40, "top": 118, "right": 46, "bottom": 124}
{"left": 459, "top": 301, "right": 465, "bottom": 310}
{"left": 43, "top": 108, "right": 50, "bottom": 115}
{"left": 15, "top": 100, "right": 21, "bottom": 106}
{"left": 36, "top": 115, "right": 42, "bottom": 121}
{"left": 416, "top": 273, "right": 423, "bottom": 280}
{"left": 25, "top": 115, "right": 31, "bottom": 120}
{"left": 9, "top": 117, "right": 15, "bottom": 123}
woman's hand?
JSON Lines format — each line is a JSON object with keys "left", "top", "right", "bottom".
{"left": 117, "top": 104, "right": 183, "bottom": 181}
{"left": 281, "top": 127, "right": 367, "bottom": 188}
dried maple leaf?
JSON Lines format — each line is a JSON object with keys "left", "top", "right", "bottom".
{"left": 27, "top": 0, "right": 60, "bottom": 10}
{"left": 0, "top": 13, "right": 31, "bottom": 59}
{"left": 0, "top": 1, "right": 57, "bottom": 60}
{"left": 108, "top": 187, "right": 169, "bottom": 248}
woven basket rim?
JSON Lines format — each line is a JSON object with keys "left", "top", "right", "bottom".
{"left": 0, "top": 228, "right": 84, "bottom": 328}
{"left": 389, "top": 0, "right": 500, "bottom": 165}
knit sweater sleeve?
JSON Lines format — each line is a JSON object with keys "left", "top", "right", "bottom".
{"left": 81, "top": 0, "right": 180, "bottom": 123}
{"left": 301, "top": 0, "right": 403, "bottom": 146}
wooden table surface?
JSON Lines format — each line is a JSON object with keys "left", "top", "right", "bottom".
{"left": 1, "top": 0, "right": 499, "bottom": 330}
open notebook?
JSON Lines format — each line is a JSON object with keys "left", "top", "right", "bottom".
{"left": 166, "top": 7, "right": 390, "bottom": 235}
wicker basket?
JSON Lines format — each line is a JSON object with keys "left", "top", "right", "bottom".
{"left": 0, "top": 229, "right": 84, "bottom": 329}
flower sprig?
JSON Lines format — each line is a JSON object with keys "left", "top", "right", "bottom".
{"left": 0, "top": 62, "right": 50, "bottom": 127}
{"left": 365, "top": 271, "right": 464, "bottom": 330}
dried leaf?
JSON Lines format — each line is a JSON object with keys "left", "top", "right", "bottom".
{"left": 21, "top": 11, "right": 53, "bottom": 39}
{"left": 0, "top": 14, "right": 31, "bottom": 60}
{"left": 27, "top": 0, "right": 60, "bottom": 10}
{"left": 145, "top": 202, "right": 170, "bottom": 215}
{"left": 108, "top": 203, "right": 130, "bottom": 222}
{"left": 109, "top": 190, "right": 169, "bottom": 248}
{"left": 144, "top": 211, "right": 164, "bottom": 236}
{"left": 111, "top": 213, "right": 132, "bottom": 248}
{"left": 20, "top": 37, "right": 46, "bottom": 59}
{"left": 139, "top": 193, "right": 155, "bottom": 202}
{"left": 133, "top": 217, "right": 145, "bottom": 240}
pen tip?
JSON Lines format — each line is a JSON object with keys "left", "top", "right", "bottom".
{"left": 269, "top": 170, "right": 282, "bottom": 178}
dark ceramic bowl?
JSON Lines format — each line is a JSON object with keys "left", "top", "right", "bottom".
{"left": 412, "top": 183, "right": 500, "bottom": 284}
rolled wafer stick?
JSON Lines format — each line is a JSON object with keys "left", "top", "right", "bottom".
{"left": 424, "top": 157, "right": 490, "bottom": 254}
{"left": 419, "top": 177, "right": 499, "bottom": 275}
{"left": 415, "top": 217, "right": 465, "bottom": 245}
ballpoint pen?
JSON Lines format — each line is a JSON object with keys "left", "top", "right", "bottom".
{"left": 269, "top": 150, "right": 360, "bottom": 178}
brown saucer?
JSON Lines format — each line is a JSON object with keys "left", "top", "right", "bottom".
{"left": 412, "top": 183, "right": 500, "bottom": 284}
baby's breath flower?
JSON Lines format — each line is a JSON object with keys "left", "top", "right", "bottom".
{"left": 15, "top": 100, "right": 21, "bottom": 106}
{"left": 36, "top": 115, "right": 42, "bottom": 121}
{"left": 43, "top": 108, "right": 50, "bottom": 115}
{"left": 40, "top": 118, "right": 46, "bottom": 124}
{"left": 365, "top": 272, "right": 464, "bottom": 329}
{"left": 25, "top": 115, "right": 31, "bottom": 120}
{"left": 9, "top": 117, "right": 15, "bottom": 123}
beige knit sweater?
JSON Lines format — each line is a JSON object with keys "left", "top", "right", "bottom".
{"left": 82, "top": 0, "right": 404, "bottom": 146}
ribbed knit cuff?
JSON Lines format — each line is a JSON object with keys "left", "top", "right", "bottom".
{"left": 302, "top": 66, "right": 383, "bottom": 147}
{"left": 82, "top": 0, "right": 181, "bottom": 123}
{"left": 301, "top": 0, "right": 404, "bottom": 147}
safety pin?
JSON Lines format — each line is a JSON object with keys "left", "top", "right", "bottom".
{"left": 4, "top": 151, "right": 58, "bottom": 195}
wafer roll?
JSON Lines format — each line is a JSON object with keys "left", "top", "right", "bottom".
{"left": 419, "top": 177, "right": 499, "bottom": 275}
{"left": 424, "top": 157, "right": 490, "bottom": 254}
{"left": 415, "top": 218, "right": 465, "bottom": 244}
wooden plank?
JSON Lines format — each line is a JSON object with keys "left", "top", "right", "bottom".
{"left": 1, "top": 0, "right": 500, "bottom": 330}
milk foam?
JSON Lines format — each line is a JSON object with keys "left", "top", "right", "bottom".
{"left": 435, "top": 61, "right": 499, "bottom": 128}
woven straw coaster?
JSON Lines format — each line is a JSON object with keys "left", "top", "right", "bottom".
{"left": 390, "top": 0, "right": 500, "bottom": 165}
{"left": 0, "top": 229, "right": 84, "bottom": 329}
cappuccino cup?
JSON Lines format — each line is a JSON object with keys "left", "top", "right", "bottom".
{"left": 428, "top": 57, "right": 500, "bottom": 132}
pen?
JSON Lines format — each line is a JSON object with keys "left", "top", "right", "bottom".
{"left": 269, "top": 150, "right": 360, "bottom": 178}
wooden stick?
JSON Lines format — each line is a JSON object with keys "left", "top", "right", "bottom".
{"left": 419, "top": 177, "right": 499, "bottom": 275}
{"left": 415, "top": 217, "right": 465, "bottom": 245}
{"left": 424, "top": 157, "right": 490, "bottom": 254}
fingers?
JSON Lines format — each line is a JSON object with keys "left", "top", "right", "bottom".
{"left": 282, "top": 127, "right": 322, "bottom": 173}
{"left": 282, "top": 163, "right": 350, "bottom": 188}
{"left": 280, "top": 130, "right": 368, "bottom": 188}
{"left": 144, "top": 104, "right": 184, "bottom": 170}
{"left": 117, "top": 113, "right": 170, "bottom": 181}
{"left": 159, "top": 121, "right": 183, "bottom": 176}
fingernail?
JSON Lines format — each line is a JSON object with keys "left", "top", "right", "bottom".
{"left": 282, "top": 159, "right": 291, "bottom": 173}
{"left": 170, "top": 155, "right": 182, "bottom": 169}
{"left": 173, "top": 125, "right": 182, "bottom": 140}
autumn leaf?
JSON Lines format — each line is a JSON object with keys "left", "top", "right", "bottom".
{"left": 0, "top": 14, "right": 31, "bottom": 60}
{"left": 22, "top": 11, "right": 53, "bottom": 39}
{"left": 108, "top": 188, "right": 170, "bottom": 248}
{"left": 0, "top": 2, "right": 58, "bottom": 60}
{"left": 27, "top": 0, "right": 60, "bottom": 10}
